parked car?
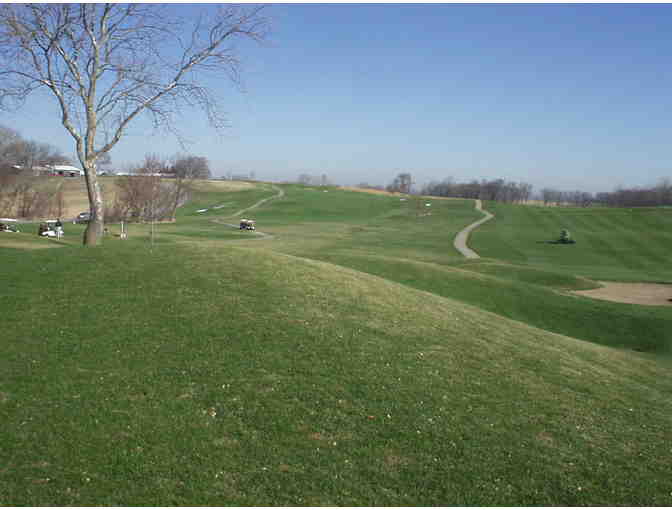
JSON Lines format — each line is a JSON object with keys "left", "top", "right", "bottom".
{"left": 74, "top": 211, "right": 91, "bottom": 224}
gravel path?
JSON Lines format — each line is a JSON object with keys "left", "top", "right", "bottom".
{"left": 453, "top": 199, "right": 494, "bottom": 259}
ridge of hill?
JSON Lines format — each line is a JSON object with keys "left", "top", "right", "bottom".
{"left": 1, "top": 242, "right": 671, "bottom": 505}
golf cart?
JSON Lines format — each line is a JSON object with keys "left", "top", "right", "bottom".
{"left": 0, "top": 218, "right": 19, "bottom": 233}
{"left": 239, "top": 218, "right": 256, "bottom": 231}
{"left": 38, "top": 220, "right": 64, "bottom": 238}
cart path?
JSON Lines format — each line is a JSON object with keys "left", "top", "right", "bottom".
{"left": 453, "top": 199, "right": 494, "bottom": 259}
{"left": 228, "top": 184, "right": 285, "bottom": 219}
{"left": 209, "top": 184, "right": 284, "bottom": 240}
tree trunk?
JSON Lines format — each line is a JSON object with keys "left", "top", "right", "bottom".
{"left": 82, "top": 161, "right": 105, "bottom": 246}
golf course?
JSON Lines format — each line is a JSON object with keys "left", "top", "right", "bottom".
{"left": 1, "top": 179, "right": 671, "bottom": 505}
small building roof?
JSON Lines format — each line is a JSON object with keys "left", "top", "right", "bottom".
{"left": 51, "top": 165, "right": 83, "bottom": 172}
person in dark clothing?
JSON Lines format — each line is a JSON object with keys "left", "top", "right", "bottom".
{"left": 55, "top": 218, "right": 64, "bottom": 237}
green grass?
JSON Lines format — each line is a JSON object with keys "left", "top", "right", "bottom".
{"left": 308, "top": 253, "right": 672, "bottom": 355}
{"left": 244, "top": 188, "right": 672, "bottom": 356}
{"left": 2, "top": 183, "right": 672, "bottom": 505}
{"left": 471, "top": 202, "right": 672, "bottom": 283}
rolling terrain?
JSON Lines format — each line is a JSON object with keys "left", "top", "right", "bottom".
{"left": 1, "top": 181, "right": 671, "bottom": 505}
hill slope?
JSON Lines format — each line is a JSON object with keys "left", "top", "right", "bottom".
{"left": 2, "top": 183, "right": 672, "bottom": 505}
{"left": 1, "top": 240, "right": 671, "bottom": 505}
{"left": 471, "top": 201, "right": 672, "bottom": 282}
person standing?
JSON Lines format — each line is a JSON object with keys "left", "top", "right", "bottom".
{"left": 55, "top": 218, "right": 63, "bottom": 238}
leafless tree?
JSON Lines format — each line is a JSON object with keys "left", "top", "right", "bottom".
{"left": 113, "top": 173, "right": 161, "bottom": 222}
{"left": 541, "top": 188, "right": 561, "bottom": 206}
{"left": 137, "top": 153, "right": 167, "bottom": 176}
{"left": 170, "top": 154, "right": 210, "bottom": 180}
{"left": 0, "top": 4, "right": 268, "bottom": 245}
{"left": 422, "top": 177, "right": 534, "bottom": 203}
{"left": 0, "top": 125, "right": 69, "bottom": 173}
{"left": 594, "top": 180, "right": 672, "bottom": 207}
{"left": 0, "top": 124, "right": 21, "bottom": 168}
{"left": 387, "top": 172, "right": 413, "bottom": 194}
{"left": 165, "top": 153, "right": 209, "bottom": 219}
{"left": 297, "top": 173, "right": 330, "bottom": 186}
{"left": 4, "top": 139, "right": 70, "bottom": 171}
{"left": 15, "top": 181, "right": 55, "bottom": 219}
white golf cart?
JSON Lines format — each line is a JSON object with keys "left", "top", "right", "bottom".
{"left": 38, "top": 220, "right": 64, "bottom": 238}
{"left": 239, "top": 218, "right": 256, "bottom": 231}
{"left": 0, "top": 218, "right": 20, "bottom": 233}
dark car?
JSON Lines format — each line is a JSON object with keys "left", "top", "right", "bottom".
{"left": 74, "top": 212, "right": 91, "bottom": 224}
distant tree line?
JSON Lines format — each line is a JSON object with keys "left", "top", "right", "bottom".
{"left": 421, "top": 177, "right": 533, "bottom": 203}
{"left": 594, "top": 179, "right": 672, "bottom": 207}
{"left": 539, "top": 188, "right": 594, "bottom": 207}
{"left": 539, "top": 179, "right": 672, "bottom": 208}
{"left": 0, "top": 124, "right": 70, "bottom": 174}
{"left": 297, "top": 173, "right": 331, "bottom": 186}
{"left": 0, "top": 124, "right": 71, "bottom": 218}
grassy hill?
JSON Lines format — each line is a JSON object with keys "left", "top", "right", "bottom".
{"left": 471, "top": 201, "right": 672, "bottom": 283}
{"left": 1, "top": 182, "right": 671, "bottom": 505}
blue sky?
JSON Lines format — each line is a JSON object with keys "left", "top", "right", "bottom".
{"left": 5, "top": 3, "right": 672, "bottom": 193}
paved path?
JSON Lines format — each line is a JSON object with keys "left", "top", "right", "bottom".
{"left": 210, "top": 184, "right": 284, "bottom": 240}
{"left": 453, "top": 199, "right": 494, "bottom": 259}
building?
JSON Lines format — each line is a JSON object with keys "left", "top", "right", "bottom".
{"left": 49, "top": 165, "right": 84, "bottom": 177}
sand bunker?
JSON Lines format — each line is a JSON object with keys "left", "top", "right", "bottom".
{"left": 573, "top": 281, "right": 672, "bottom": 306}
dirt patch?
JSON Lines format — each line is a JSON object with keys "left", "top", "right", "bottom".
{"left": 340, "top": 186, "right": 463, "bottom": 200}
{"left": 340, "top": 186, "right": 400, "bottom": 196}
{"left": 192, "top": 180, "right": 256, "bottom": 192}
{"left": 573, "top": 281, "right": 672, "bottom": 306}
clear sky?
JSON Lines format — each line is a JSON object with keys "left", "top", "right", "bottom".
{"left": 4, "top": 3, "right": 672, "bottom": 193}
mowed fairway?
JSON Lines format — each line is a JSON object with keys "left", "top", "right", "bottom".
{"left": 1, "top": 183, "right": 672, "bottom": 505}
{"left": 470, "top": 201, "right": 672, "bottom": 283}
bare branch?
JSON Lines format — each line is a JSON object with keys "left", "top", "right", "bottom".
{"left": 0, "top": 3, "right": 268, "bottom": 245}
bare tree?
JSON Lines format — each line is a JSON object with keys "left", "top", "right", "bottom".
{"left": 4, "top": 139, "right": 70, "bottom": 171}
{"left": 170, "top": 154, "right": 211, "bottom": 180}
{"left": 165, "top": 153, "right": 209, "bottom": 219}
{"left": 0, "top": 125, "right": 69, "bottom": 172}
{"left": 0, "top": 124, "right": 21, "bottom": 168}
{"left": 387, "top": 172, "right": 413, "bottom": 194}
{"left": 0, "top": 4, "right": 268, "bottom": 245}
{"left": 137, "top": 153, "right": 167, "bottom": 176}
{"left": 114, "top": 173, "right": 161, "bottom": 222}
{"left": 111, "top": 153, "right": 183, "bottom": 223}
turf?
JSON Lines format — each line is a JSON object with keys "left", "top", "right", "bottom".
{"left": 1, "top": 183, "right": 672, "bottom": 505}
{"left": 470, "top": 201, "right": 672, "bottom": 283}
